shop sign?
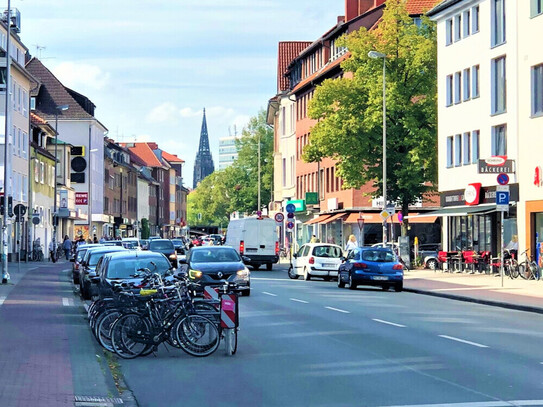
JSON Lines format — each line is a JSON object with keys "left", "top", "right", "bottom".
{"left": 478, "top": 158, "right": 515, "bottom": 174}
{"left": 75, "top": 192, "right": 88, "bottom": 205}
{"left": 441, "top": 184, "right": 519, "bottom": 207}
{"left": 305, "top": 192, "right": 318, "bottom": 205}
{"left": 464, "top": 183, "right": 482, "bottom": 206}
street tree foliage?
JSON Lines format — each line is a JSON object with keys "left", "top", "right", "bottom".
{"left": 187, "top": 110, "right": 273, "bottom": 227}
{"left": 304, "top": 0, "right": 437, "bottom": 219}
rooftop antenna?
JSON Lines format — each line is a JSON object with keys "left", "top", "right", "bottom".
{"left": 32, "top": 44, "right": 46, "bottom": 59}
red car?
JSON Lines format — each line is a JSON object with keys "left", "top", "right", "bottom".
{"left": 191, "top": 237, "right": 202, "bottom": 247}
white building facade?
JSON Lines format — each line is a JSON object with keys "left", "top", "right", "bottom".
{"left": 218, "top": 136, "right": 240, "bottom": 170}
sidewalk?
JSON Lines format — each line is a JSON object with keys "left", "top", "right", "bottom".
{"left": 404, "top": 268, "right": 543, "bottom": 314}
{"left": 0, "top": 260, "right": 125, "bottom": 407}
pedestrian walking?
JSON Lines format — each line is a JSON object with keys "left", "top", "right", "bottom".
{"left": 310, "top": 234, "right": 319, "bottom": 243}
{"left": 345, "top": 234, "right": 358, "bottom": 253}
{"left": 48, "top": 240, "right": 57, "bottom": 263}
{"left": 62, "top": 235, "right": 72, "bottom": 260}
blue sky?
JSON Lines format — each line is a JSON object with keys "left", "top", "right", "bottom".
{"left": 14, "top": 0, "right": 342, "bottom": 186}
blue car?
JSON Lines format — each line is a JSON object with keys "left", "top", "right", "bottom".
{"left": 337, "top": 247, "right": 404, "bottom": 292}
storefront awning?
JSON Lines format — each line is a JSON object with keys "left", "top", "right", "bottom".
{"left": 344, "top": 213, "right": 383, "bottom": 224}
{"left": 305, "top": 214, "right": 331, "bottom": 225}
{"left": 405, "top": 204, "right": 497, "bottom": 219}
{"left": 320, "top": 212, "right": 347, "bottom": 224}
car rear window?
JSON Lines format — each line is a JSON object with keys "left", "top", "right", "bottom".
{"left": 361, "top": 250, "right": 395, "bottom": 262}
{"left": 106, "top": 257, "right": 171, "bottom": 279}
{"left": 149, "top": 241, "right": 174, "bottom": 250}
{"left": 311, "top": 246, "right": 342, "bottom": 258}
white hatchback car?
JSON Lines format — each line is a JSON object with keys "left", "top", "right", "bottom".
{"left": 288, "top": 243, "right": 344, "bottom": 281}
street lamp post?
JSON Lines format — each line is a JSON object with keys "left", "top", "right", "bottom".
{"left": 368, "top": 50, "right": 387, "bottom": 246}
{"left": 52, "top": 105, "right": 69, "bottom": 258}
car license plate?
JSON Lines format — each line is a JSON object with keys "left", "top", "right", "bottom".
{"left": 323, "top": 263, "right": 336, "bottom": 268}
{"left": 373, "top": 276, "right": 388, "bottom": 281}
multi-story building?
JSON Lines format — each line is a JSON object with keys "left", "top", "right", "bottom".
{"left": 281, "top": 0, "right": 439, "bottom": 248}
{"left": 218, "top": 135, "right": 240, "bottom": 170}
{"left": 161, "top": 151, "right": 188, "bottom": 237}
{"left": 27, "top": 58, "right": 109, "bottom": 240}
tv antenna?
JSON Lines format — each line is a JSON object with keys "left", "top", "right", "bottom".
{"left": 32, "top": 44, "right": 46, "bottom": 59}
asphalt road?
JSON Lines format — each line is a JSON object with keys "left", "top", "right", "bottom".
{"left": 117, "top": 264, "right": 543, "bottom": 407}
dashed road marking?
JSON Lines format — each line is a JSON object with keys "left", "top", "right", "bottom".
{"left": 290, "top": 298, "right": 308, "bottom": 303}
{"left": 325, "top": 306, "right": 350, "bottom": 314}
{"left": 438, "top": 335, "right": 488, "bottom": 348}
{"left": 62, "top": 297, "right": 74, "bottom": 307}
{"left": 262, "top": 291, "right": 277, "bottom": 297}
{"left": 0, "top": 296, "right": 5, "bottom": 306}
{"left": 373, "top": 318, "right": 406, "bottom": 328}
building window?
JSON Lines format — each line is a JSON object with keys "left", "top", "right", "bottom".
{"left": 281, "top": 106, "right": 286, "bottom": 136}
{"left": 531, "top": 0, "right": 543, "bottom": 17}
{"left": 446, "top": 74, "right": 453, "bottom": 106}
{"left": 463, "top": 9, "right": 471, "bottom": 37}
{"left": 454, "top": 72, "right": 461, "bottom": 104}
{"left": 30, "top": 96, "right": 35, "bottom": 110}
{"left": 491, "top": 124, "right": 507, "bottom": 156}
{"left": 491, "top": 56, "right": 506, "bottom": 114}
{"left": 445, "top": 19, "right": 453, "bottom": 45}
{"left": 282, "top": 158, "right": 286, "bottom": 187}
{"left": 454, "top": 134, "right": 462, "bottom": 166}
{"left": 472, "top": 5, "right": 480, "bottom": 33}
{"left": 491, "top": 0, "right": 506, "bottom": 47}
{"left": 463, "top": 132, "right": 471, "bottom": 165}
{"left": 472, "top": 130, "right": 480, "bottom": 164}
{"left": 532, "top": 63, "right": 543, "bottom": 116}
{"left": 472, "top": 65, "right": 480, "bottom": 98}
{"left": 446, "top": 136, "right": 453, "bottom": 168}
{"left": 463, "top": 68, "right": 471, "bottom": 101}
{"left": 454, "top": 14, "right": 462, "bottom": 42}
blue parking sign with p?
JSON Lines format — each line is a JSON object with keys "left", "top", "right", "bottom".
{"left": 496, "top": 191, "right": 509, "bottom": 205}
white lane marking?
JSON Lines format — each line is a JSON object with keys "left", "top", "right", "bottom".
{"left": 0, "top": 296, "right": 5, "bottom": 306}
{"left": 62, "top": 298, "right": 70, "bottom": 306}
{"left": 253, "top": 278, "right": 300, "bottom": 281}
{"left": 438, "top": 335, "right": 488, "bottom": 348}
{"left": 325, "top": 306, "right": 350, "bottom": 314}
{"left": 279, "top": 330, "right": 356, "bottom": 338}
{"left": 290, "top": 298, "right": 308, "bottom": 303}
{"left": 373, "top": 318, "right": 406, "bottom": 328}
{"left": 380, "top": 400, "right": 543, "bottom": 407}
{"left": 262, "top": 291, "right": 277, "bottom": 297}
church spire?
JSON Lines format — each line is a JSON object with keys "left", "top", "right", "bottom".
{"left": 193, "top": 108, "right": 215, "bottom": 188}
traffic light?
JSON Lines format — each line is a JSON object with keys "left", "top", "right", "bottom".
{"left": 0, "top": 195, "right": 13, "bottom": 217}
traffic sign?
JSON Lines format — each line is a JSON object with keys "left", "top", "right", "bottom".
{"left": 286, "top": 221, "right": 294, "bottom": 229}
{"left": 274, "top": 213, "right": 284, "bottom": 223}
{"left": 285, "top": 203, "right": 296, "bottom": 213}
{"left": 380, "top": 210, "right": 391, "bottom": 220}
{"left": 496, "top": 190, "right": 509, "bottom": 211}
{"left": 13, "top": 204, "right": 26, "bottom": 217}
{"left": 497, "top": 173, "right": 509, "bottom": 185}
{"left": 397, "top": 212, "right": 404, "bottom": 223}
{"left": 287, "top": 212, "right": 295, "bottom": 219}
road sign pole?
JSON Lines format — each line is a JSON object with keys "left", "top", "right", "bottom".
{"left": 500, "top": 210, "right": 504, "bottom": 288}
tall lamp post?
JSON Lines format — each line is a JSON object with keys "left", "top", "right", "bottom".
{"left": 368, "top": 50, "right": 387, "bottom": 246}
{"left": 52, "top": 104, "right": 69, "bottom": 257}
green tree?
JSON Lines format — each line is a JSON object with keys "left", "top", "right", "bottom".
{"left": 140, "top": 218, "right": 150, "bottom": 239}
{"left": 304, "top": 0, "right": 437, "bottom": 225}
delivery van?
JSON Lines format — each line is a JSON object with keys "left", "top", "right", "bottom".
{"left": 225, "top": 217, "right": 279, "bottom": 270}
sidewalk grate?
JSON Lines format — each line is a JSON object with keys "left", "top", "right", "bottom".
{"left": 74, "top": 395, "right": 123, "bottom": 405}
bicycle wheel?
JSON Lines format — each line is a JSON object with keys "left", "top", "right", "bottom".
{"left": 175, "top": 314, "right": 220, "bottom": 357}
{"left": 509, "top": 259, "right": 519, "bottom": 279}
{"left": 532, "top": 262, "right": 541, "bottom": 280}
{"left": 223, "top": 328, "right": 237, "bottom": 356}
{"left": 111, "top": 313, "right": 152, "bottom": 359}
{"left": 96, "top": 310, "right": 121, "bottom": 351}
{"left": 518, "top": 263, "right": 531, "bottom": 280}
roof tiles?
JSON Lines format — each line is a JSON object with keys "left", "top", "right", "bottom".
{"left": 278, "top": 41, "right": 312, "bottom": 92}
{"left": 406, "top": 0, "right": 441, "bottom": 15}
{"left": 121, "top": 142, "right": 164, "bottom": 168}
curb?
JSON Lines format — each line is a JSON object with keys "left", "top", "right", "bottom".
{"left": 404, "top": 287, "right": 543, "bottom": 315}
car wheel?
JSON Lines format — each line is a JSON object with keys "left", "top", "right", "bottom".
{"left": 426, "top": 259, "right": 438, "bottom": 270}
{"left": 303, "top": 268, "right": 311, "bottom": 281}
{"left": 252, "top": 264, "right": 260, "bottom": 271}
{"left": 394, "top": 282, "right": 403, "bottom": 292}
{"left": 266, "top": 263, "right": 273, "bottom": 271}
{"left": 348, "top": 273, "right": 357, "bottom": 290}
{"left": 81, "top": 281, "right": 91, "bottom": 300}
{"left": 242, "top": 289, "right": 251, "bottom": 297}
{"left": 288, "top": 266, "right": 299, "bottom": 280}
{"left": 337, "top": 272, "right": 345, "bottom": 288}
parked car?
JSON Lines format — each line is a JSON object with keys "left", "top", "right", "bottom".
{"left": 289, "top": 243, "right": 343, "bottom": 281}
{"left": 417, "top": 243, "right": 441, "bottom": 270}
{"left": 71, "top": 243, "right": 103, "bottom": 284}
{"left": 148, "top": 239, "right": 178, "bottom": 268}
{"left": 337, "top": 247, "right": 404, "bottom": 291}
{"left": 208, "top": 234, "right": 223, "bottom": 245}
{"left": 180, "top": 246, "right": 250, "bottom": 296}
{"left": 79, "top": 246, "right": 126, "bottom": 300}
{"left": 121, "top": 238, "right": 141, "bottom": 250}
{"left": 139, "top": 239, "right": 150, "bottom": 250}
{"left": 93, "top": 251, "right": 174, "bottom": 298}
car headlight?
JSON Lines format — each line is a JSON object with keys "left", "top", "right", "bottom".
{"left": 189, "top": 269, "right": 202, "bottom": 279}
{"left": 169, "top": 253, "right": 178, "bottom": 260}
{"left": 236, "top": 268, "right": 250, "bottom": 280}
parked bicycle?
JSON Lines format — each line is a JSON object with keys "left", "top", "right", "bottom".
{"left": 518, "top": 249, "right": 540, "bottom": 280}
{"left": 29, "top": 243, "right": 44, "bottom": 262}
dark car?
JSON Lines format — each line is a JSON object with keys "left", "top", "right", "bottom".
{"left": 93, "top": 251, "right": 174, "bottom": 298}
{"left": 171, "top": 239, "right": 187, "bottom": 254}
{"left": 181, "top": 246, "right": 250, "bottom": 296}
{"left": 337, "top": 247, "right": 404, "bottom": 292}
{"left": 79, "top": 246, "right": 126, "bottom": 300}
{"left": 208, "top": 234, "right": 223, "bottom": 246}
{"left": 148, "top": 239, "right": 178, "bottom": 268}
{"left": 71, "top": 243, "right": 103, "bottom": 284}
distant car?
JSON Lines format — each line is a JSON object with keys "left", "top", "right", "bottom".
{"left": 94, "top": 251, "right": 174, "bottom": 298}
{"left": 208, "top": 234, "right": 223, "bottom": 245}
{"left": 139, "top": 239, "right": 150, "bottom": 250}
{"left": 121, "top": 238, "right": 141, "bottom": 250}
{"left": 190, "top": 236, "right": 202, "bottom": 247}
{"left": 102, "top": 240, "right": 123, "bottom": 247}
{"left": 289, "top": 243, "right": 343, "bottom": 281}
{"left": 417, "top": 243, "right": 441, "bottom": 270}
{"left": 338, "top": 247, "right": 404, "bottom": 292}
{"left": 181, "top": 246, "right": 250, "bottom": 296}
{"left": 79, "top": 246, "right": 126, "bottom": 300}
{"left": 201, "top": 237, "right": 215, "bottom": 246}
{"left": 148, "top": 239, "right": 178, "bottom": 268}
{"left": 71, "top": 243, "right": 103, "bottom": 284}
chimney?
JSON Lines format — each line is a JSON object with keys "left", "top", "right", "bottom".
{"left": 345, "top": 0, "right": 379, "bottom": 22}
{"left": 337, "top": 15, "right": 345, "bottom": 24}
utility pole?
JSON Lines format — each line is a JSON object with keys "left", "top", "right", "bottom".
{"left": 257, "top": 130, "right": 261, "bottom": 213}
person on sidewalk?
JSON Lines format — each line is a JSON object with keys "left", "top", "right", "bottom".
{"left": 310, "top": 234, "right": 319, "bottom": 243}
{"left": 345, "top": 234, "right": 358, "bottom": 254}
{"left": 48, "top": 240, "right": 57, "bottom": 263}
{"left": 62, "top": 235, "right": 72, "bottom": 260}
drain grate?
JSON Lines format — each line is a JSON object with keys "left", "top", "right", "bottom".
{"left": 74, "top": 395, "right": 123, "bottom": 405}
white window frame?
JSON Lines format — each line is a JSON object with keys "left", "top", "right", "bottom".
{"left": 446, "top": 74, "right": 453, "bottom": 106}
{"left": 446, "top": 136, "right": 454, "bottom": 168}
{"left": 472, "top": 130, "right": 480, "bottom": 164}
{"left": 491, "top": 0, "right": 506, "bottom": 47}
{"left": 472, "top": 65, "right": 480, "bottom": 98}
{"left": 463, "top": 68, "right": 471, "bottom": 101}
{"left": 472, "top": 5, "right": 480, "bottom": 33}
{"left": 463, "top": 9, "right": 471, "bottom": 37}
{"left": 454, "top": 71, "right": 462, "bottom": 104}
{"left": 463, "top": 132, "right": 471, "bottom": 165}
{"left": 491, "top": 56, "right": 506, "bottom": 115}
{"left": 445, "top": 19, "right": 453, "bottom": 45}
{"left": 454, "top": 134, "right": 462, "bottom": 166}
{"left": 491, "top": 124, "right": 507, "bottom": 156}
{"left": 454, "top": 14, "right": 462, "bottom": 42}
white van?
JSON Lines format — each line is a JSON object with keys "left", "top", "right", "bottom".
{"left": 225, "top": 217, "right": 279, "bottom": 270}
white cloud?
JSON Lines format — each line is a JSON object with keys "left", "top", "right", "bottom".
{"left": 146, "top": 102, "right": 180, "bottom": 124}
{"left": 52, "top": 62, "right": 110, "bottom": 91}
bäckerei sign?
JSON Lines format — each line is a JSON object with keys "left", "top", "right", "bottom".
{"left": 478, "top": 157, "right": 515, "bottom": 174}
